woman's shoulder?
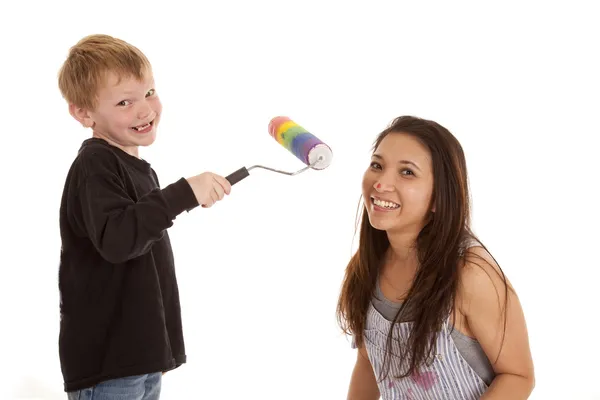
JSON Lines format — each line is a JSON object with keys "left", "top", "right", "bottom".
{"left": 457, "top": 242, "right": 514, "bottom": 311}
{"left": 459, "top": 236, "right": 482, "bottom": 253}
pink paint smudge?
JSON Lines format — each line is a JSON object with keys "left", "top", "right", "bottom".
{"left": 411, "top": 371, "right": 437, "bottom": 390}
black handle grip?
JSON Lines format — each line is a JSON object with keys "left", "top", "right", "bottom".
{"left": 226, "top": 167, "right": 250, "bottom": 185}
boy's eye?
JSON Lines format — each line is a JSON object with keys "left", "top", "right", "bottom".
{"left": 146, "top": 89, "right": 155, "bottom": 97}
{"left": 117, "top": 100, "right": 130, "bottom": 106}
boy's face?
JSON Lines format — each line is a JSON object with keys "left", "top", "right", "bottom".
{"left": 70, "top": 70, "right": 162, "bottom": 157}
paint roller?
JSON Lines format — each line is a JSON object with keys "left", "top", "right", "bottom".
{"left": 225, "top": 116, "right": 333, "bottom": 185}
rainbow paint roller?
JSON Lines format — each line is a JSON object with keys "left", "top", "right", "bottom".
{"left": 225, "top": 116, "right": 333, "bottom": 185}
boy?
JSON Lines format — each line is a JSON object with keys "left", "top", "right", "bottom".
{"left": 57, "top": 34, "right": 231, "bottom": 399}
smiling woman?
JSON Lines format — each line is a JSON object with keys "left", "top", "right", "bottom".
{"left": 364, "top": 134, "right": 434, "bottom": 234}
{"left": 337, "top": 116, "right": 535, "bottom": 400}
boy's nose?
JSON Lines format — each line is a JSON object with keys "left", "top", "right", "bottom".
{"left": 138, "top": 105, "right": 152, "bottom": 120}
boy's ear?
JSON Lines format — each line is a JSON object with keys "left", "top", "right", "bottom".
{"left": 69, "top": 104, "right": 95, "bottom": 128}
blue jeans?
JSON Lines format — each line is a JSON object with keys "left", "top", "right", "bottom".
{"left": 67, "top": 373, "right": 162, "bottom": 400}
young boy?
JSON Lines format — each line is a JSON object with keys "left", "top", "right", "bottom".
{"left": 57, "top": 34, "right": 231, "bottom": 399}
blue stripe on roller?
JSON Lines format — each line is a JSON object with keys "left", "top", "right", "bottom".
{"left": 292, "top": 134, "right": 320, "bottom": 164}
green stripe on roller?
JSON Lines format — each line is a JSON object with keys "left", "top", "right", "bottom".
{"left": 281, "top": 125, "right": 308, "bottom": 149}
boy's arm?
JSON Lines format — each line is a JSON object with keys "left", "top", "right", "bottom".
{"left": 72, "top": 160, "right": 198, "bottom": 264}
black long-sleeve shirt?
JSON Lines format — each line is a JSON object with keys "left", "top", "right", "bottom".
{"left": 58, "top": 138, "right": 199, "bottom": 392}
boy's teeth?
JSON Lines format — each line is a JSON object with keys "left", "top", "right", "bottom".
{"left": 373, "top": 198, "right": 400, "bottom": 209}
{"left": 133, "top": 123, "right": 151, "bottom": 131}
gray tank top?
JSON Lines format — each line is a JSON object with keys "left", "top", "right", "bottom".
{"left": 372, "top": 246, "right": 495, "bottom": 386}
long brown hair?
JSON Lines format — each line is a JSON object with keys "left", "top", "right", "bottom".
{"left": 336, "top": 116, "right": 508, "bottom": 381}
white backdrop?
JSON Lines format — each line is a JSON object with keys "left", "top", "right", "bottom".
{"left": 1, "top": 1, "right": 599, "bottom": 399}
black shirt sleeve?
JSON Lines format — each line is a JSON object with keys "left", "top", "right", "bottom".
{"left": 70, "top": 149, "right": 199, "bottom": 264}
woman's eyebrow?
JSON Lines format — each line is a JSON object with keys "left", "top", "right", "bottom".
{"left": 372, "top": 154, "right": 421, "bottom": 171}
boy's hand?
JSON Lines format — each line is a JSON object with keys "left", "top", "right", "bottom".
{"left": 186, "top": 172, "right": 232, "bottom": 208}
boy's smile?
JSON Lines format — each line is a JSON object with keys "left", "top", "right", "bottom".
{"left": 130, "top": 120, "right": 154, "bottom": 134}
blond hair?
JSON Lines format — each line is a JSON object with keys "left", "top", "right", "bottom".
{"left": 58, "top": 34, "right": 152, "bottom": 110}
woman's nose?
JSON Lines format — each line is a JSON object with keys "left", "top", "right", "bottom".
{"left": 374, "top": 180, "right": 393, "bottom": 192}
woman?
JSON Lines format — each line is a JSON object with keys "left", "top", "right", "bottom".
{"left": 337, "top": 116, "right": 534, "bottom": 399}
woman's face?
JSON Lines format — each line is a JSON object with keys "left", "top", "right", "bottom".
{"left": 362, "top": 132, "right": 435, "bottom": 234}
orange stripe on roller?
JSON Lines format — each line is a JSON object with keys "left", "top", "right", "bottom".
{"left": 268, "top": 116, "right": 291, "bottom": 138}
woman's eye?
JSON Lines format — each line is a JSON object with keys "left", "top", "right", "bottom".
{"left": 370, "top": 162, "right": 382, "bottom": 170}
{"left": 400, "top": 169, "right": 414, "bottom": 176}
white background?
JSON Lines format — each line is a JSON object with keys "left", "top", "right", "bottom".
{"left": 1, "top": 1, "right": 599, "bottom": 399}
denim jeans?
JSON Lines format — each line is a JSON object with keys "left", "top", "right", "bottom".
{"left": 67, "top": 372, "right": 162, "bottom": 400}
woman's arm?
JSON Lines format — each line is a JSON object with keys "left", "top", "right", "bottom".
{"left": 459, "top": 246, "right": 535, "bottom": 399}
{"left": 347, "top": 343, "right": 380, "bottom": 400}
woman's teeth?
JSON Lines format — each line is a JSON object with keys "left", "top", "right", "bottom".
{"left": 373, "top": 198, "right": 400, "bottom": 209}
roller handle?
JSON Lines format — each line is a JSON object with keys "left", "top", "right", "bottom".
{"left": 226, "top": 167, "right": 250, "bottom": 185}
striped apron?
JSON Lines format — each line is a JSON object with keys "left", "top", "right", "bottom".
{"left": 363, "top": 302, "right": 489, "bottom": 399}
